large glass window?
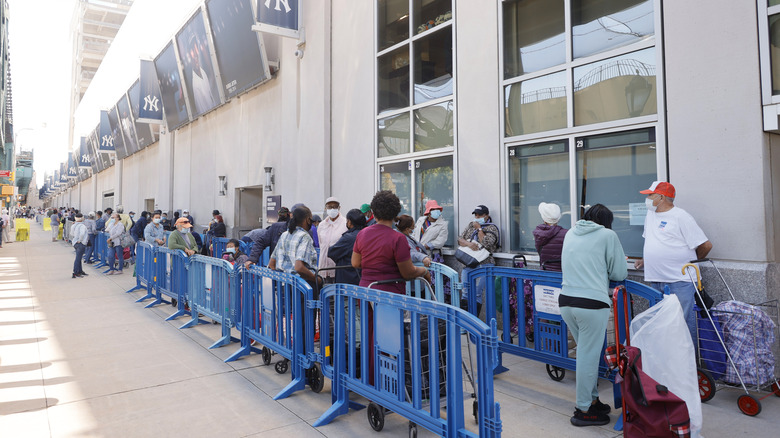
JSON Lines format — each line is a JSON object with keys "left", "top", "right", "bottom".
{"left": 576, "top": 128, "right": 656, "bottom": 257}
{"left": 415, "top": 156, "right": 455, "bottom": 245}
{"left": 376, "top": 1, "right": 455, "bottom": 244}
{"left": 573, "top": 47, "right": 657, "bottom": 126}
{"left": 571, "top": 0, "right": 655, "bottom": 60}
{"left": 503, "top": 0, "right": 565, "bottom": 78}
{"left": 508, "top": 141, "right": 570, "bottom": 252}
{"left": 505, "top": 71, "right": 567, "bottom": 136}
{"left": 770, "top": 14, "right": 780, "bottom": 95}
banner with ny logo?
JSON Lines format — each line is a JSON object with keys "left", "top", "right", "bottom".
{"left": 98, "top": 110, "right": 115, "bottom": 153}
{"left": 78, "top": 137, "right": 91, "bottom": 168}
{"left": 138, "top": 59, "right": 163, "bottom": 124}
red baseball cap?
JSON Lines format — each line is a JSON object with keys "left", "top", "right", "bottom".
{"left": 640, "top": 181, "right": 675, "bottom": 198}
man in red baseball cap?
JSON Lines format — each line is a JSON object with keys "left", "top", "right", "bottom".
{"left": 635, "top": 181, "right": 713, "bottom": 343}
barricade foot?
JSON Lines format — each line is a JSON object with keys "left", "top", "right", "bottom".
{"left": 126, "top": 285, "right": 145, "bottom": 294}
{"left": 225, "top": 344, "right": 253, "bottom": 362}
{"left": 179, "top": 317, "right": 199, "bottom": 330}
{"left": 208, "top": 335, "right": 231, "bottom": 349}
{"left": 313, "top": 400, "right": 350, "bottom": 427}
{"left": 134, "top": 292, "right": 154, "bottom": 302}
{"left": 144, "top": 297, "right": 171, "bottom": 309}
{"left": 273, "top": 376, "right": 306, "bottom": 400}
{"left": 166, "top": 309, "right": 189, "bottom": 321}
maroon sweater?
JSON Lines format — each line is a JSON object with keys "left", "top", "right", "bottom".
{"left": 533, "top": 224, "right": 567, "bottom": 272}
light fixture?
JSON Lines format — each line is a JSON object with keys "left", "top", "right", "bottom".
{"left": 218, "top": 175, "right": 227, "bottom": 196}
{"left": 264, "top": 167, "right": 274, "bottom": 192}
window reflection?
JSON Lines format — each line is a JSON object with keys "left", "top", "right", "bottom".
{"left": 413, "top": 0, "right": 451, "bottom": 35}
{"left": 576, "top": 129, "right": 656, "bottom": 257}
{"left": 378, "top": 0, "right": 409, "bottom": 52}
{"left": 503, "top": 0, "right": 565, "bottom": 78}
{"left": 509, "top": 141, "right": 570, "bottom": 252}
{"left": 414, "top": 29, "right": 453, "bottom": 104}
{"left": 415, "top": 156, "right": 454, "bottom": 246}
{"left": 378, "top": 113, "right": 410, "bottom": 157}
{"left": 505, "top": 71, "right": 567, "bottom": 136}
{"left": 572, "top": 0, "right": 654, "bottom": 59}
{"left": 378, "top": 46, "right": 410, "bottom": 114}
{"left": 573, "top": 47, "right": 656, "bottom": 126}
{"left": 414, "top": 101, "right": 453, "bottom": 151}
{"left": 380, "top": 161, "right": 412, "bottom": 216}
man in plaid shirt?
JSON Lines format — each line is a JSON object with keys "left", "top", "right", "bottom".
{"left": 268, "top": 206, "right": 321, "bottom": 289}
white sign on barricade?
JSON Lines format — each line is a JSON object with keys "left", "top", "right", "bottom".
{"left": 534, "top": 284, "right": 561, "bottom": 315}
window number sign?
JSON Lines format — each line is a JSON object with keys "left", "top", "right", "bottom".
{"left": 415, "top": 162, "right": 420, "bottom": 169}
{"left": 576, "top": 140, "right": 584, "bottom": 148}
{"left": 509, "top": 148, "right": 516, "bottom": 157}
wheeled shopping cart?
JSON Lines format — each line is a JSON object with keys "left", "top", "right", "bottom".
{"left": 684, "top": 259, "right": 780, "bottom": 416}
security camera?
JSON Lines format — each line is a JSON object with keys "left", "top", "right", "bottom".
{"left": 294, "top": 49, "right": 304, "bottom": 59}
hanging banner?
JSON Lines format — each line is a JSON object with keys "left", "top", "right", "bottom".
{"left": 67, "top": 153, "right": 78, "bottom": 179}
{"left": 253, "top": 0, "right": 300, "bottom": 39}
{"left": 138, "top": 59, "right": 164, "bottom": 124}
{"left": 98, "top": 110, "right": 116, "bottom": 153}
{"left": 78, "top": 137, "right": 91, "bottom": 168}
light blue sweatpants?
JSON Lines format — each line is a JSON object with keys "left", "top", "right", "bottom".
{"left": 559, "top": 306, "right": 609, "bottom": 412}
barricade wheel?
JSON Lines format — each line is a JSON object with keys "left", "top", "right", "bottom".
{"left": 697, "top": 368, "right": 716, "bottom": 402}
{"left": 546, "top": 364, "right": 565, "bottom": 381}
{"left": 307, "top": 365, "right": 324, "bottom": 393}
{"left": 367, "top": 403, "right": 385, "bottom": 432}
{"left": 737, "top": 394, "right": 761, "bottom": 416}
{"left": 261, "top": 347, "right": 272, "bottom": 365}
{"left": 408, "top": 422, "right": 417, "bottom": 438}
{"left": 770, "top": 382, "right": 780, "bottom": 397}
{"left": 275, "top": 359, "right": 289, "bottom": 374}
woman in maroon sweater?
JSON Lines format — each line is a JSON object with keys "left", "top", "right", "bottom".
{"left": 533, "top": 202, "right": 567, "bottom": 272}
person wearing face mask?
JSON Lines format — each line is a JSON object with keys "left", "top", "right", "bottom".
{"left": 83, "top": 212, "right": 98, "bottom": 264}
{"left": 107, "top": 213, "right": 126, "bottom": 275}
{"left": 317, "top": 197, "right": 348, "bottom": 284}
{"left": 168, "top": 218, "right": 198, "bottom": 257}
{"left": 413, "top": 200, "right": 449, "bottom": 254}
{"left": 457, "top": 205, "right": 500, "bottom": 315}
{"left": 396, "top": 215, "right": 432, "bottom": 267}
{"left": 221, "top": 239, "right": 248, "bottom": 266}
{"left": 160, "top": 212, "right": 172, "bottom": 231}
{"left": 71, "top": 213, "right": 90, "bottom": 278}
{"left": 360, "top": 203, "right": 377, "bottom": 227}
{"left": 327, "top": 209, "right": 367, "bottom": 285}
{"left": 533, "top": 202, "right": 567, "bottom": 272}
{"left": 144, "top": 211, "right": 167, "bottom": 247}
{"left": 635, "top": 181, "right": 712, "bottom": 344}
{"left": 268, "top": 206, "right": 321, "bottom": 288}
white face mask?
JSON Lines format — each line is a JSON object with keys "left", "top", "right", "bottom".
{"left": 326, "top": 208, "right": 339, "bottom": 219}
{"left": 180, "top": 227, "right": 190, "bottom": 234}
{"left": 645, "top": 197, "right": 658, "bottom": 212}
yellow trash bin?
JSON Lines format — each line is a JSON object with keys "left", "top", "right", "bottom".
{"left": 58, "top": 223, "right": 64, "bottom": 240}
{"left": 43, "top": 217, "right": 52, "bottom": 231}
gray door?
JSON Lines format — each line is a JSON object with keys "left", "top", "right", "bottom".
{"left": 234, "top": 186, "right": 263, "bottom": 238}
{"left": 145, "top": 198, "right": 155, "bottom": 213}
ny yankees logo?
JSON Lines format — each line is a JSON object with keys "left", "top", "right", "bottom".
{"left": 81, "top": 154, "right": 90, "bottom": 163}
{"left": 101, "top": 135, "right": 114, "bottom": 148}
{"left": 144, "top": 95, "right": 159, "bottom": 112}
{"left": 264, "top": 0, "right": 291, "bottom": 13}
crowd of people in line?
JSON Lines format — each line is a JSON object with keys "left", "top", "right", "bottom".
{"left": 40, "top": 180, "right": 712, "bottom": 428}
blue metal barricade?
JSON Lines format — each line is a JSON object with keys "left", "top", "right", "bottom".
{"left": 239, "top": 240, "right": 253, "bottom": 257}
{"left": 179, "top": 255, "right": 241, "bottom": 349}
{"left": 127, "top": 242, "right": 156, "bottom": 301}
{"left": 407, "top": 262, "right": 463, "bottom": 304}
{"left": 152, "top": 247, "right": 197, "bottom": 319}
{"left": 314, "top": 284, "right": 502, "bottom": 437}
{"left": 93, "top": 232, "right": 109, "bottom": 268}
{"left": 211, "top": 237, "right": 229, "bottom": 258}
{"left": 462, "top": 266, "right": 663, "bottom": 383}
{"left": 225, "top": 266, "right": 322, "bottom": 399}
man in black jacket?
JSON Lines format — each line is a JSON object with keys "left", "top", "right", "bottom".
{"left": 244, "top": 207, "right": 290, "bottom": 268}
{"left": 326, "top": 209, "right": 366, "bottom": 285}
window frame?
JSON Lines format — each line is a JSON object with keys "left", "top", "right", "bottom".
{"left": 374, "top": 0, "right": 459, "bottom": 246}
{"left": 498, "top": 0, "right": 667, "bottom": 254}
{"left": 758, "top": 2, "right": 780, "bottom": 105}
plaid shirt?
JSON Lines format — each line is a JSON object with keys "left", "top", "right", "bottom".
{"left": 270, "top": 227, "right": 317, "bottom": 275}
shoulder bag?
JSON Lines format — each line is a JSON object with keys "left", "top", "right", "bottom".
{"left": 455, "top": 240, "right": 490, "bottom": 268}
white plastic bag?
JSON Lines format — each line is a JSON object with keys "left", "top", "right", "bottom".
{"left": 630, "top": 294, "right": 703, "bottom": 438}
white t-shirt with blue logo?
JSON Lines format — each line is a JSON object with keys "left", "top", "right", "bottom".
{"left": 642, "top": 206, "right": 708, "bottom": 283}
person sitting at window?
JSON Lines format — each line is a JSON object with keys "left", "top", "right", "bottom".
{"left": 396, "top": 214, "right": 432, "bottom": 267}
{"left": 413, "top": 200, "right": 449, "bottom": 254}
{"left": 533, "top": 202, "right": 567, "bottom": 272}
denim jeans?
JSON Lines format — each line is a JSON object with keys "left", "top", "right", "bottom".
{"left": 108, "top": 245, "right": 123, "bottom": 272}
{"left": 84, "top": 234, "right": 96, "bottom": 262}
{"left": 74, "top": 243, "right": 85, "bottom": 274}
{"left": 650, "top": 281, "right": 697, "bottom": 343}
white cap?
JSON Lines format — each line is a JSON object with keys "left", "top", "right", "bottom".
{"left": 182, "top": 208, "right": 189, "bottom": 213}
{"left": 538, "top": 202, "right": 561, "bottom": 225}
{"left": 325, "top": 197, "right": 339, "bottom": 205}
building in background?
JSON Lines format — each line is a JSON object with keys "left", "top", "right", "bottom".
{"left": 42, "top": 1, "right": 780, "bottom": 303}
{"left": 0, "top": 0, "right": 14, "bottom": 209}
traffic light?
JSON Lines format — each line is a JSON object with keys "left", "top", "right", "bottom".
{"left": 10, "top": 171, "right": 14, "bottom": 182}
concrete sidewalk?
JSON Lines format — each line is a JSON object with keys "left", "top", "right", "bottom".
{"left": 0, "top": 223, "right": 778, "bottom": 437}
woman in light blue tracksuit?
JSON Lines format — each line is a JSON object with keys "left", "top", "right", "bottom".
{"left": 559, "top": 204, "right": 627, "bottom": 427}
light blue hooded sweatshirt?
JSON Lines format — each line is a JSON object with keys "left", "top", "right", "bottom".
{"left": 561, "top": 220, "right": 627, "bottom": 306}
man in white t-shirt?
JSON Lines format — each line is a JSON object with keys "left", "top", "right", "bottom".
{"left": 634, "top": 181, "right": 713, "bottom": 342}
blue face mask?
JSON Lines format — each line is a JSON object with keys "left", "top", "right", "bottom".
{"left": 474, "top": 217, "right": 485, "bottom": 225}
{"left": 430, "top": 210, "right": 442, "bottom": 220}
{"left": 226, "top": 247, "right": 236, "bottom": 254}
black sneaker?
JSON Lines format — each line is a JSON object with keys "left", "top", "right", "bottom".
{"left": 589, "top": 398, "right": 611, "bottom": 416}
{"left": 78, "top": 272, "right": 89, "bottom": 277}
{"left": 570, "top": 408, "right": 609, "bottom": 427}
